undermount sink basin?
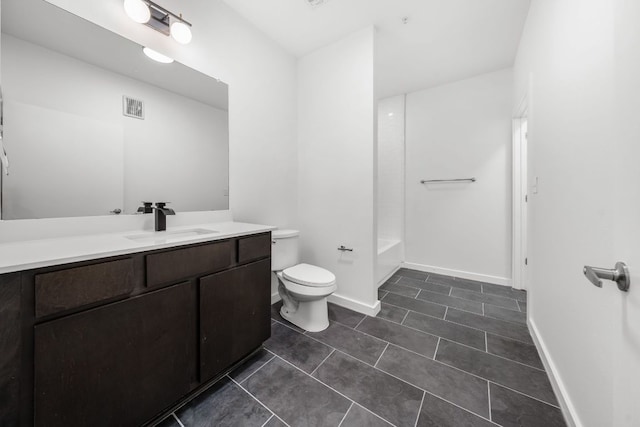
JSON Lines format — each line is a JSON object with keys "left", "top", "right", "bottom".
{"left": 125, "top": 228, "right": 219, "bottom": 243}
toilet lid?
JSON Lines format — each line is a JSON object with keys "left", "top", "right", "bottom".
{"left": 283, "top": 263, "right": 336, "bottom": 287}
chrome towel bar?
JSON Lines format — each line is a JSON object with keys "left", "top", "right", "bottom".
{"left": 420, "top": 177, "right": 476, "bottom": 184}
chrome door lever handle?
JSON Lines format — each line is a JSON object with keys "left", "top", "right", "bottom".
{"left": 583, "top": 262, "right": 630, "bottom": 292}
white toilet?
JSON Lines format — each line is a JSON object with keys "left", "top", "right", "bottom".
{"left": 271, "top": 229, "right": 337, "bottom": 332}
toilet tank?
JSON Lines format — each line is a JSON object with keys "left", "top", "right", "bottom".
{"left": 271, "top": 229, "right": 300, "bottom": 271}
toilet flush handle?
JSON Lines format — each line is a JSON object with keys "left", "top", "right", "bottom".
{"left": 337, "top": 245, "right": 353, "bottom": 252}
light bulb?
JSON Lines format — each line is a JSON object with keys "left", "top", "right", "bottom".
{"left": 124, "top": 0, "right": 150, "bottom": 24}
{"left": 143, "top": 47, "right": 174, "bottom": 64}
{"left": 171, "top": 21, "right": 192, "bottom": 44}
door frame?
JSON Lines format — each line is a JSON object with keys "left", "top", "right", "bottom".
{"left": 512, "top": 94, "right": 528, "bottom": 290}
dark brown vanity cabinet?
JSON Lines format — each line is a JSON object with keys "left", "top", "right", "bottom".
{"left": 200, "top": 258, "right": 271, "bottom": 382}
{"left": 0, "top": 232, "right": 271, "bottom": 427}
{"left": 34, "top": 283, "right": 195, "bottom": 427}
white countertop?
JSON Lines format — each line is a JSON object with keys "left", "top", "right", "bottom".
{"left": 0, "top": 221, "right": 276, "bottom": 274}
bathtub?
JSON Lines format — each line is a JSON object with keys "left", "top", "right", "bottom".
{"left": 377, "top": 238, "right": 402, "bottom": 284}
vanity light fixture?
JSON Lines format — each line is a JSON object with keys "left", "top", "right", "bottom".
{"left": 143, "top": 47, "right": 174, "bottom": 64}
{"left": 123, "top": 0, "right": 193, "bottom": 45}
{"left": 124, "top": 0, "right": 151, "bottom": 23}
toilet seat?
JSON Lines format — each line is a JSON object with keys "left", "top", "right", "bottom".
{"left": 276, "top": 271, "right": 337, "bottom": 298}
{"left": 283, "top": 263, "right": 336, "bottom": 288}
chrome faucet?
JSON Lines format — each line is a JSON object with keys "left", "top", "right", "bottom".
{"left": 153, "top": 202, "right": 175, "bottom": 231}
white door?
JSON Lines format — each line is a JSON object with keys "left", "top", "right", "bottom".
{"left": 612, "top": 0, "right": 640, "bottom": 424}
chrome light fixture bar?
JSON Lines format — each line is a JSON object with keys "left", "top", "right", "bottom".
{"left": 123, "top": 0, "right": 193, "bottom": 44}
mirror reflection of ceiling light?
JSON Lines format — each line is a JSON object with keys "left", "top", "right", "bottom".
{"left": 143, "top": 47, "right": 174, "bottom": 63}
{"left": 170, "top": 20, "right": 193, "bottom": 45}
{"left": 124, "top": 0, "right": 151, "bottom": 23}
{"left": 124, "top": 0, "right": 193, "bottom": 45}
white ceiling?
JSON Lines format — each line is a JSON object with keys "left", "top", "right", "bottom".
{"left": 3, "top": 0, "right": 228, "bottom": 110}
{"left": 222, "top": 0, "right": 531, "bottom": 98}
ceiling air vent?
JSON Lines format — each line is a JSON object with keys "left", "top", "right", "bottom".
{"left": 123, "top": 95, "right": 144, "bottom": 120}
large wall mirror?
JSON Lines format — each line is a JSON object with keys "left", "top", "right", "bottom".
{"left": 0, "top": 0, "right": 229, "bottom": 220}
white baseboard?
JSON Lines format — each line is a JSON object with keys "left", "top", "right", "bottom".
{"left": 328, "top": 293, "right": 381, "bottom": 317}
{"left": 402, "top": 262, "right": 511, "bottom": 287}
{"left": 271, "top": 292, "right": 281, "bottom": 304}
{"left": 528, "top": 318, "right": 581, "bottom": 427}
{"left": 377, "top": 265, "right": 401, "bottom": 287}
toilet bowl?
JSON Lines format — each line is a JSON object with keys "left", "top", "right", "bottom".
{"left": 272, "top": 230, "right": 336, "bottom": 332}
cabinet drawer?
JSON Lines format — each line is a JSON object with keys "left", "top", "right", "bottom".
{"left": 146, "top": 240, "right": 234, "bottom": 287}
{"left": 237, "top": 233, "right": 271, "bottom": 264}
{"left": 35, "top": 258, "right": 135, "bottom": 318}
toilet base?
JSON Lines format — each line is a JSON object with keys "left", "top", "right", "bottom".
{"left": 279, "top": 295, "right": 330, "bottom": 333}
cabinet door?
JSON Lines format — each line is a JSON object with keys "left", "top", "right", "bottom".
{"left": 34, "top": 283, "right": 195, "bottom": 427}
{"left": 200, "top": 259, "right": 271, "bottom": 382}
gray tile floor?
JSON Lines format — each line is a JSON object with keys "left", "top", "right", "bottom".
{"left": 156, "top": 268, "right": 567, "bottom": 427}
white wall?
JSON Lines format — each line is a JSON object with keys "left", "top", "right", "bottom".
{"left": 377, "top": 95, "right": 404, "bottom": 242}
{"left": 297, "top": 27, "right": 378, "bottom": 315}
{"left": 514, "top": 1, "right": 616, "bottom": 425}
{"left": 0, "top": 0, "right": 298, "bottom": 239}
{"left": 404, "top": 69, "right": 513, "bottom": 285}
{"left": 2, "top": 35, "right": 228, "bottom": 219}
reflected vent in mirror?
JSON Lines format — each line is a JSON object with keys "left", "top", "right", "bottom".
{"left": 123, "top": 95, "right": 145, "bottom": 119}
{"left": 306, "top": 0, "right": 330, "bottom": 7}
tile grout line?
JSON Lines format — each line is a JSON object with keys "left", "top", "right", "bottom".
{"left": 371, "top": 355, "right": 497, "bottom": 424}
{"left": 357, "top": 404, "right": 400, "bottom": 427}
{"left": 448, "top": 287, "right": 453, "bottom": 296}
{"left": 277, "top": 334, "right": 501, "bottom": 426}
{"left": 482, "top": 303, "right": 485, "bottom": 315}
{"left": 274, "top": 306, "right": 547, "bottom": 395}
{"left": 369, "top": 337, "right": 556, "bottom": 408}
{"left": 337, "top": 402, "right": 354, "bottom": 427}
{"left": 172, "top": 413, "right": 185, "bottom": 427}
{"left": 228, "top": 375, "right": 292, "bottom": 427}
{"left": 238, "top": 354, "right": 276, "bottom": 385}
{"left": 354, "top": 315, "right": 367, "bottom": 330}
{"left": 385, "top": 290, "right": 489, "bottom": 318}
{"left": 485, "top": 332, "right": 488, "bottom": 352}
{"left": 429, "top": 333, "right": 547, "bottom": 372}
{"left": 281, "top": 313, "right": 438, "bottom": 365}
{"left": 271, "top": 316, "right": 306, "bottom": 334}
{"left": 487, "top": 382, "right": 492, "bottom": 421}
{"left": 373, "top": 308, "right": 542, "bottom": 369}
{"left": 400, "top": 309, "right": 411, "bottom": 325}
{"left": 422, "top": 388, "right": 500, "bottom": 426}
{"left": 271, "top": 353, "right": 399, "bottom": 427}
{"left": 413, "top": 391, "right": 426, "bottom": 427}
{"left": 310, "top": 349, "right": 335, "bottom": 376}
{"left": 432, "top": 337, "right": 441, "bottom": 359}
{"left": 380, "top": 300, "right": 536, "bottom": 347}
{"left": 439, "top": 286, "right": 524, "bottom": 307}
{"left": 374, "top": 343, "right": 390, "bottom": 368}
{"left": 260, "top": 415, "right": 274, "bottom": 427}
{"left": 487, "top": 380, "right": 562, "bottom": 410}
{"left": 354, "top": 324, "right": 441, "bottom": 361}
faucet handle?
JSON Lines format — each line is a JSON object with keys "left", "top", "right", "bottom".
{"left": 137, "top": 201, "right": 153, "bottom": 214}
{"left": 155, "top": 201, "right": 171, "bottom": 207}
